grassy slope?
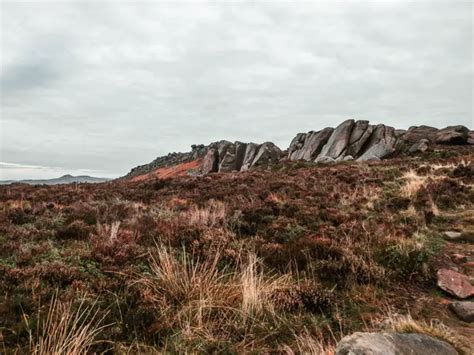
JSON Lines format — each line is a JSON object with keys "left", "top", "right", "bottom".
{"left": 0, "top": 146, "right": 473, "bottom": 353}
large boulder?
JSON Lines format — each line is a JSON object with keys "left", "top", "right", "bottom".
{"left": 218, "top": 151, "right": 237, "bottom": 172}
{"left": 288, "top": 127, "right": 334, "bottom": 161}
{"left": 335, "top": 332, "right": 457, "bottom": 355}
{"left": 408, "top": 139, "right": 430, "bottom": 154}
{"left": 437, "top": 268, "right": 474, "bottom": 299}
{"left": 251, "top": 142, "right": 282, "bottom": 168}
{"left": 346, "top": 120, "right": 374, "bottom": 157}
{"left": 201, "top": 148, "right": 218, "bottom": 174}
{"left": 240, "top": 143, "right": 259, "bottom": 171}
{"left": 357, "top": 142, "right": 395, "bottom": 161}
{"left": 316, "top": 119, "right": 355, "bottom": 161}
{"left": 402, "top": 125, "right": 438, "bottom": 143}
{"left": 449, "top": 301, "right": 474, "bottom": 322}
{"left": 435, "top": 126, "right": 469, "bottom": 145}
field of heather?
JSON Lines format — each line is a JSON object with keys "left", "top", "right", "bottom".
{"left": 1, "top": 147, "right": 473, "bottom": 353}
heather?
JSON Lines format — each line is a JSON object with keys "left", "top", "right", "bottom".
{"left": 0, "top": 147, "right": 473, "bottom": 353}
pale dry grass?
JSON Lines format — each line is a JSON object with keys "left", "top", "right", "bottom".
{"left": 25, "top": 295, "right": 108, "bottom": 355}
{"left": 383, "top": 313, "right": 470, "bottom": 354}
{"left": 281, "top": 330, "right": 336, "bottom": 355}
{"left": 136, "top": 244, "right": 294, "bottom": 346}
{"left": 401, "top": 170, "right": 430, "bottom": 198}
{"left": 183, "top": 199, "right": 227, "bottom": 227}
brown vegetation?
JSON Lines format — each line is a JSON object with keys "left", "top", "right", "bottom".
{"left": 0, "top": 146, "right": 472, "bottom": 353}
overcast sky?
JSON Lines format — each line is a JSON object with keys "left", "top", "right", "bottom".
{"left": 1, "top": 0, "right": 472, "bottom": 180}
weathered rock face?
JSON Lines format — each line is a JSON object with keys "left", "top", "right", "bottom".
{"left": 408, "top": 139, "right": 430, "bottom": 154}
{"left": 435, "top": 126, "right": 469, "bottom": 145}
{"left": 127, "top": 120, "right": 471, "bottom": 179}
{"left": 288, "top": 127, "right": 334, "bottom": 161}
{"left": 188, "top": 141, "right": 282, "bottom": 174}
{"left": 290, "top": 120, "right": 398, "bottom": 163}
{"left": 287, "top": 121, "right": 471, "bottom": 164}
{"left": 357, "top": 142, "right": 395, "bottom": 161}
{"left": 335, "top": 332, "right": 457, "bottom": 355}
{"left": 403, "top": 125, "right": 439, "bottom": 143}
{"left": 437, "top": 268, "right": 474, "bottom": 299}
{"left": 316, "top": 119, "right": 355, "bottom": 161}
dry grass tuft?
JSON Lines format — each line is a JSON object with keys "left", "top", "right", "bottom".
{"left": 136, "top": 243, "right": 295, "bottom": 347}
{"left": 383, "top": 313, "right": 470, "bottom": 354}
{"left": 25, "top": 295, "right": 109, "bottom": 355}
{"left": 401, "top": 170, "right": 429, "bottom": 198}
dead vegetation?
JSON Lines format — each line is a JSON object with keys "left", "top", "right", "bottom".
{"left": 0, "top": 147, "right": 472, "bottom": 353}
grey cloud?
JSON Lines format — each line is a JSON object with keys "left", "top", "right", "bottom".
{"left": 0, "top": 1, "right": 472, "bottom": 180}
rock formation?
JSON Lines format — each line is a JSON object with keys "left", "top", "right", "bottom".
{"left": 287, "top": 120, "right": 471, "bottom": 163}
{"left": 126, "top": 119, "right": 472, "bottom": 179}
{"left": 125, "top": 140, "right": 282, "bottom": 179}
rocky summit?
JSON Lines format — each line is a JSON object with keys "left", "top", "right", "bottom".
{"left": 126, "top": 120, "right": 472, "bottom": 180}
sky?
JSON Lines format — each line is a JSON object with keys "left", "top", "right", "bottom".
{"left": 1, "top": 0, "right": 473, "bottom": 180}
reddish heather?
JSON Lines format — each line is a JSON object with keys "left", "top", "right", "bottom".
{"left": 131, "top": 159, "right": 202, "bottom": 181}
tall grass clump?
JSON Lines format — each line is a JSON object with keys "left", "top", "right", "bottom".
{"left": 136, "top": 243, "right": 294, "bottom": 351}
{"left": 25, "top": 295, "right": 108, "bottom": 355}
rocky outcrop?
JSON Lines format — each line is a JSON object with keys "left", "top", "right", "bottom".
{"left": 402, "top": 125, "right": 439, "bottom": 143}
{"left": 127, "top": 120, "right": 471, "bottom": 179}
{"left": 287, "top": 121, "right": 471, "bottom": 164}
{"left": 288, "top": 127, "right": 334, "bottom": 161}
{"left": 408, "top": 139, "right": 430, "bottom": 154}
{"left": 335, "top": 332, "right": 457, "bottom": 355}
{"left": 316, "top": 119, "right": 355, "bottom": 161}
{"left": 435, "top": 126, "right": 469, "bottom": 145}
{"left": 357, "top": 142, "right": 395, "bottom": 161}
{"left": 202, "top": 140, "right": 282, "bottom": 174}
{"left": 290, "top": 120, "right": 398, "bottom": 163}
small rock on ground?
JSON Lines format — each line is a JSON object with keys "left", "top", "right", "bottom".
{"left": 449, "top": 301, "right": 474, "bottom": 322}
{"left": 437, "top": 268, "right": 474, "bottom": 299}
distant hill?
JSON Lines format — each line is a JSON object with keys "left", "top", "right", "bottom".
{"left": 0, "top": 174, "right": 110, "bottom": 185}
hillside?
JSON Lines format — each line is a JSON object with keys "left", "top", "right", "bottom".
{"left": 0, "top": 141, "right": 473, "bottom": 353}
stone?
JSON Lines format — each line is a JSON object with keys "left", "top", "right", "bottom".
{"left": 201, "top": 148, "right": 218, "bottom": 174}
{"left": 288, "top": 128, "right": 334, "bottom": 161}
{"left": 408, "top": 139, "right": 430, "bottom": 153}
{"left": 443, "top": 231, "right": 474, "bottom": 242}
{"left": 394, "top": 129, "right": 407, "bottom": 137}
{"left": 449, "top": 301, "right": 474, "bottom": 322}
{"left": 335, "top": 332, "right": 457, "bottom": 355}
{"left": 234, "top": 141, "right": 248, "bottom": 171}
{"left": 315, "top": 156, "right": 336, "bottom": 164}
{"left": 468, "top": 131, "right": 474, "bottom": 145}
{"left": 288, "top": 133, "right": 306, "bottom": 160}
{"left": 218, "top": 151, "right": 237, "bottom": 172}
{"left": 317, "top": 119, "right": 355, "bottom": 160}
{"left": 444, "top": 231, "right": 462, "bottom": 240}
{"left": 437, "top": 268, "right": 474, "bottom": 299}
{"left": 240, "top": 143, "right": 259, "bottom": 171}
{"left": 357, "top": 142, "right": 395, "bottom": 161}
{"left": 251, "top": 142, "right": 282, "bottom": 168}
{"left": 435, "top": 126, "right": 469, "bottom": 145}
{"left": 402, "top": 125, "right": 439, "bottom": 143}
{"left": 346, "top": 120, "right": 374, "bottom": 157}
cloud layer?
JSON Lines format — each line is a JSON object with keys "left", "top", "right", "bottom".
{"left": 1, "top": 1, "right": 472, "bottom": 179}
